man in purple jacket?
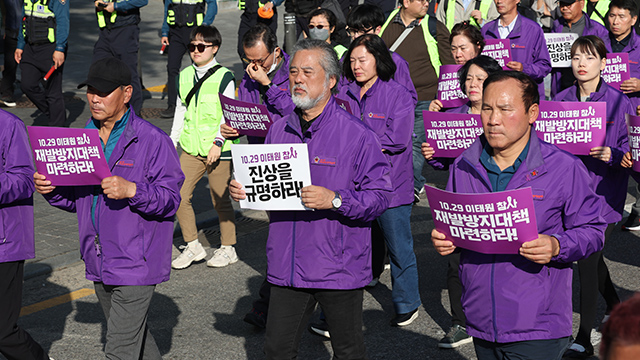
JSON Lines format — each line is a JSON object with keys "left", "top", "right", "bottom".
{"left": 34, "top": 58, "right": 184, "bottom": 360}
{"left": 482, "top": 0, "right": 552, "bottom": 98}
{"left": 0, "top": 110, "right": 49, "bottom": 360}
{"left": 550, "top": 0, "right": 610, "bottom": 98}
{"left": 230, "top": 39, "right": 393, "bottom": 359}
{"left": 431, "top": 71, "right": 606, "bottom": 359}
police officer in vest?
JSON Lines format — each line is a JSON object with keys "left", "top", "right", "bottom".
{"left": 93, "top": 0, "right": 147, "bottom": 115}
{"left": 436, "top": 0, "right": 499, "bottom": 30}
{"left": 160, "top": 0, "right": 217, "bottom": 118}
{"left": 14, "top": 0, "right": 69, "bottom": 127}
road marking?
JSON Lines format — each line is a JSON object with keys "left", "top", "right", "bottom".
{"left": 144, "top": 85, "right": 167, "bottom": 93}
{"left": 20, "top": 288, "right": 95, "bottom": 317}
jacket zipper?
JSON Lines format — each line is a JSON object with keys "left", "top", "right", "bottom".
{"left": 290, "top": 212, "right": 297, "bottom": 284}
{"left": 491, "top": 254, "right": 498, "bottom": 341}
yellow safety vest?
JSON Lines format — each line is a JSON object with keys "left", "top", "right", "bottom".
{"left": 380, "top": 8, "right": 442, "bottom": 76}
{"left": 445, "top": 0, "right": 492, "bottom": 29}
{"left": 583, "top": 0, "right": 610, "bottom": 26}
{"left": 96, "top": 0, "right": 117, "bottom": 28}
{"left": 178, "top": 65, "right": 239, "bottom": 156}
{"left": 167, "top": 0, "right": 205, "bottom": 27}
{"left": 23, "top": 0, "right": 56, "bottom": 43}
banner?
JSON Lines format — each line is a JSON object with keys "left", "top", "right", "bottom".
{"left": 423, "top": 111, "right": 483, "bottom": 158}
{"left": 627, "top": 114, "right": 640, "bottom": 172}
{"left": 27, "top": 127, "right": 111, "bottom": 186}
{"left": 535, "top": 101, "right": 606, "bottom": 155}
{"left": 603, "top": 53, "right": 631, "bottom": 90}
{"left": 231, "top": 143, "right": 311, "bottom": 210}
{"left": 544, "top": 33, "right": 578, "bottom": 68}
{"left": 437, "top": 64, "right": 467, "bottom": 108}
{"left": 481, "top": 39, "right": 512, "bottom": 69}
{"left": 425, "top": 186, "right": 538, "bottom": 254}
{"left": 220, "top": 94, "right": 273, "bottom": 137}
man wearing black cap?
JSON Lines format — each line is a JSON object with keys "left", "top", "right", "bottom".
{"left": 33, "top": 57, "right": 184, "bottom": 360}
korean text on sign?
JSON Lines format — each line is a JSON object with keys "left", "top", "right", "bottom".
{"left": 544, "top": 33, "right": 578, "bottom": 68}
{"left": 626, "top": 114, "right": 640, "bottom": 173}
{"left": 535, "top": 101, "right": 606, "bottom": 155}
{"left": 232, "top": 143, "right": 311, "bottom": 211}
{"left": 220, "top": 94, "right": 273, "bottom": 137}
{"left": 603, "top": 53, "right": 631, "bottom": 90}
{"left": 437, "top": 64, "right": 467, "bottom": 108}
{"left": 423, "top": 111, "right": 484, "bottom": 158}
{"left": 425, "top": 186, "right": 539, "bottom": 254}
{"left": 27, "top": 126, "right": 111, "bottom": 186}
{"left": 481, "top": 39, "right": 511, "bottom": 69}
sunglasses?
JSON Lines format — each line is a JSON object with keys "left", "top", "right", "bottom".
{"left": 188, "top": 43, "right": 214, "bottom": 52}
{"left": 308, "top": 24, "right": 328, "bottom": 30}
{"left": 346, "top": 27, "right": 374, "bottom": 37}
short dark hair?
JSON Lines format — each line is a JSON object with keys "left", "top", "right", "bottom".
{"left": 190, "top": 25, "right": 222, "bottom": 48}
{"left": 242, "top": 23, "right": 278, "bottom": 53}
{"left": 450, "top": 22, "right": 486, "bottom": 53}
{"left": 609, "top": 0, "right": 638, "bottom": 17}
{"left": 570, "top": 35, "right": 608, "bottom": 59}
{"left": 342, "top": 34, "right": 396, "bottom": 82}
{"left": 483, "top": 71, "right": 539, "bottom": 112}
{"left": 600, "top": 293, "right": 640, "bottom": 360}
{"left": 347, "top": 4, "right": 386, "bottom": 30}
{"left": 309, "top": 8, "right": 338, "bottom": 42}
{"left": 458, "top": 55, "right": 502, "bottom": 94}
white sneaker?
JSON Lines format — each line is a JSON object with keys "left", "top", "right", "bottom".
{"left": 207, "top": 246, "right": 239, "bottom": 267}
{"left": 171, "top": 242, "right": 207, "bottom": 269}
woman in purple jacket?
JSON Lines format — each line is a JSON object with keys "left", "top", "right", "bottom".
{"left": 337, "top": 34, "right": 419, "bottom": 325}
{"left": 553, "top": 35, "right": 631, "bottom": 359}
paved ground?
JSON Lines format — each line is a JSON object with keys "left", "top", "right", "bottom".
{"left": 1, "top": 2, "right": 640, "bottom": 359}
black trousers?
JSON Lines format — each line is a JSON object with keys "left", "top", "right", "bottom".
{"left": 20, "top": 42, "right": 66, "bottom": 127}
{"left": 447, "top": 251, "right": 466, "bottom": 327}
{"left": 237, "top": 11, "right": 278, "bottom": 63}
{"left": 166, "top": 26, "right": 192, "bottom": 108}
{"left": 0, "top": 29, "right": 19, "bottom": 98}
{"left": 0, "top": 261, "right": 48, "bottom": 360}
{"left": 93, "top": 25, "right": 143, "bottom": 115}
{"left": 265, "top": 285, "right": 368, "bottom": 360}
{"left": 574, "top": 223, "right": 620, "bottom": 348}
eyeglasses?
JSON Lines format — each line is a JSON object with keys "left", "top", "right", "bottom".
{"left": 346, "top": 27, "right": 374, "bottom": 37}
{"left": 242, "top": 51, "right": 274, "bottom": 66}
{"left": 188, "top": 43, "right": 214, "bottom": 52}
{"left": 308, "top": 24, "right": 328, "bottom": 30}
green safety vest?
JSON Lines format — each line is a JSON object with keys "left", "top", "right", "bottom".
{"left": 238, "top": 0, "right": 265, "bottom": 11}
{"left": 23, "top": 0, "right": 56, "bottom": 43}
{"left": 334, "top": 44, "right": 347, "bottom": 59}
{"left": 178, "top": 65, "right": 239, "bottom": 156}
{"left": 583, "top": 0, "right": 610, "bottom": 26}
{"left": 96, "top": 0, "right": 117, "bottom": 28}
{"left": 379, "top": 8, "right": 442, "bottom": 76}
{"left": 445, "top": 0, "right": 492, "bottom": 30}
{"left": 167, "top": 0, "right": 205, "bottom": 27}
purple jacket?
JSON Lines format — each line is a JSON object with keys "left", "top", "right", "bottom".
{"left": 44, "top": 112, "right": 184, "bottom": 286}
{"left": 338, "top": 51, "right": 418, "bottom": 105}
{"left": 264, "top": 97, "right": 393, "bottom": 289}
{"left": 448, "top": 130, "right": 606, "bottom": 343}
{"left": 0, "top": 110, "right": 35, "bottom": 263}
{"left": 238, "top": 51, "right": 295, "bottom": 143}
{"left": 482, "top": 16, "right": 552, "bottom": 97}
{"left": 550, "top": 13, "right": 611, "bottom": 99}
{"left": 554, "top": 81, "right": 632, "bottom": 223}
{"left": 604, "top": 29, "right": 640, "bottom": 108}
{"left": 337, "top": 78, "right": 414, "bottom": 207}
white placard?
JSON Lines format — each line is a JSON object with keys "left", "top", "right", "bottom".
{"left": 544, "top": 33, "right": 579, "bottom": 68}
{"left": 231, "top": 143, "right": 311, "bottom": 211}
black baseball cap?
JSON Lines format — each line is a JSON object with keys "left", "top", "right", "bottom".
{"left": 558, "top": 0, "right": 579, "bottom": 4}
{"left": 78, "top": 57, "right": 131, "bottom": 93}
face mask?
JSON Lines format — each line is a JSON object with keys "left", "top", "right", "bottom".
{"left": 309, "top": 28, "right": 330, "bottom": 41}
{"left": 267, "top": 49, "right": 279, "bottom": 74}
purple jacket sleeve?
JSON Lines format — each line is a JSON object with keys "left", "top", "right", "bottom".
{"left": 608, "top": 98, "right": 633, "bottom": 168}
{"left": 264, "top": 85, "right": 296, "bottom": 122}
{"left": 128, "top": 131, "right": 184, "bottom": 218}
{"left": 552, "top": 161, "right": 606, "bottom": 263}
{"left": 392, "top": 53, "right": 418, "bottom": 105}
{"left": 522, "top": 28, "right": 552, "bottom": 83}
{"left": 43, "top": 187, "right": 77, "bottom": 213}
{"left": 0, "top": 117, "right": 35, "bottom": 204}
{"left": 381, "top": 90, "right": 414, "bottom": 154}
{"left": 335, "top": 133, "right": 393, "bottom": 222}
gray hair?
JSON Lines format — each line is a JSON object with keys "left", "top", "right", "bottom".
{"left": 291, "top": 39, "right": 341, "bottom": 94}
